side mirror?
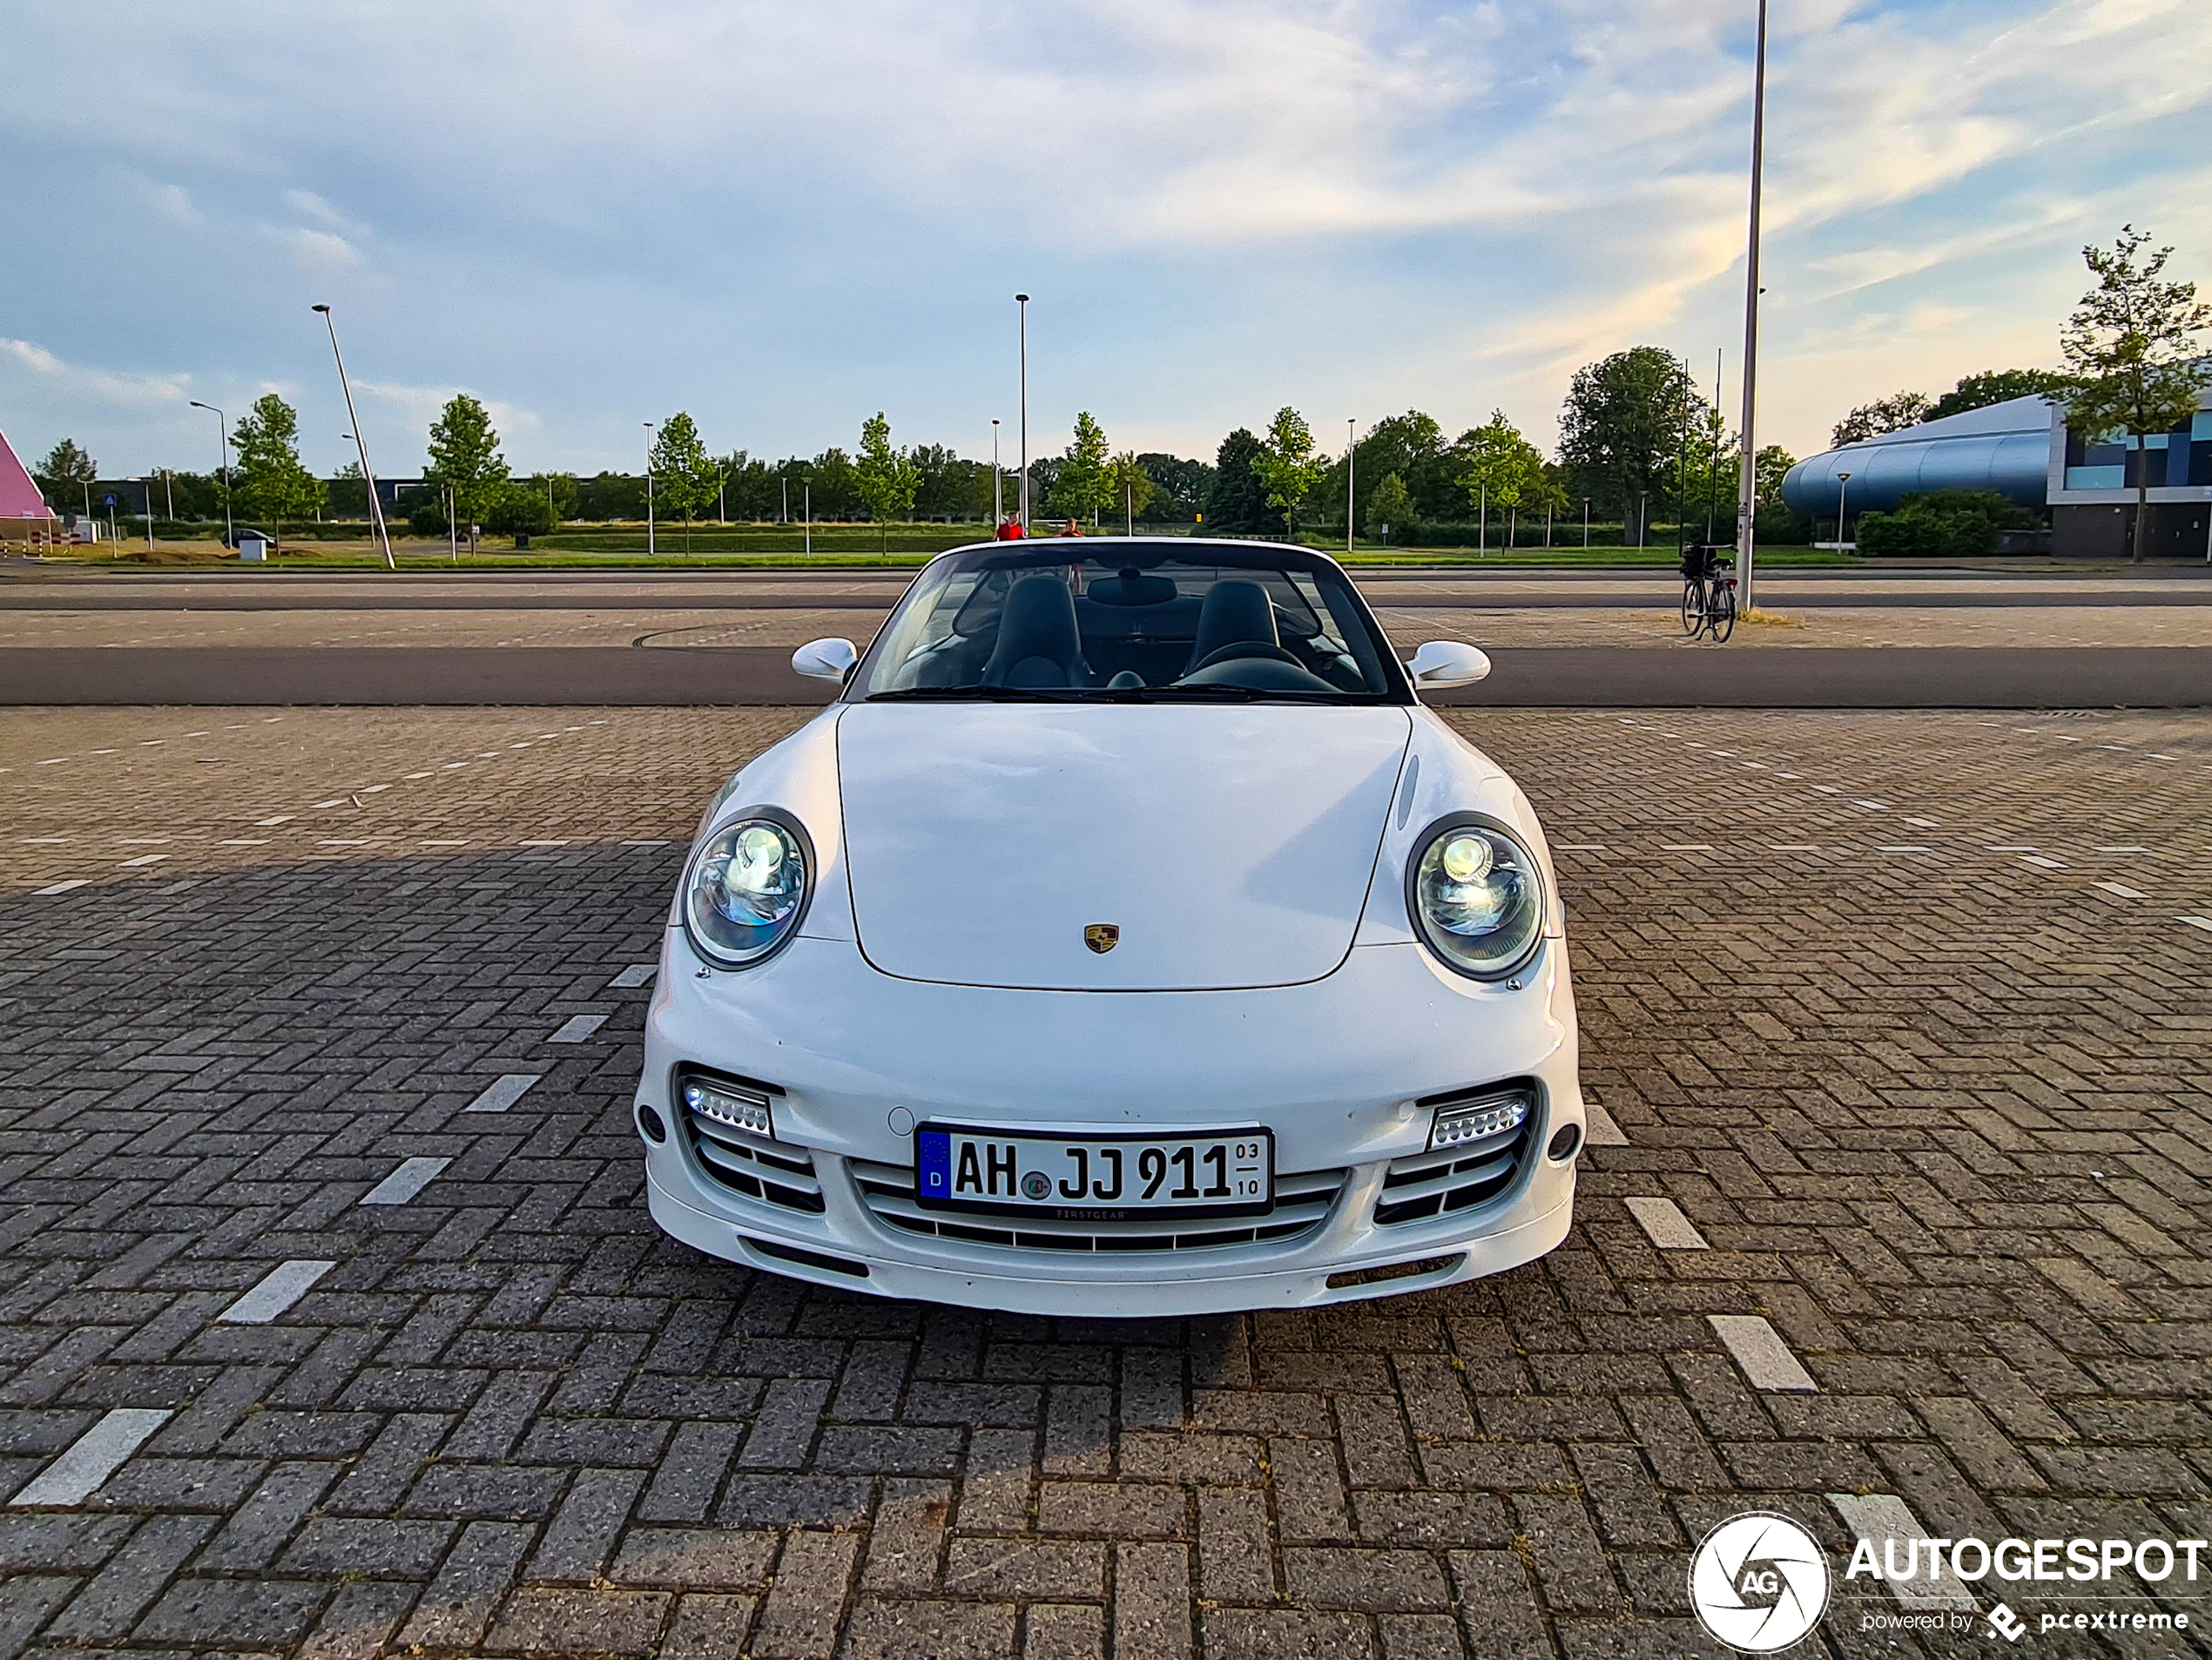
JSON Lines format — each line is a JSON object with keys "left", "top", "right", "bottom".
{"left": 792, "top": 638, "right": 858, "bottom": 683}
{"left": 1406, "top": 640, "right": 1491, "bottom": 689}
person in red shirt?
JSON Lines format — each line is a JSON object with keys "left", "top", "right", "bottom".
{"left": 1056, "top": 517, "right": 1084, "bottom": 537}
{"left": 995, "top": 517, "right": 1025, "bottom": 540}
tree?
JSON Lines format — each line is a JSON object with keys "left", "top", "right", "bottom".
{"left": 649, "top": 413, "right": 718, "bottom": 549}
{"left": 908, "top": 443, "right": 980, "bottom": 520}
{"left": 485, "top": 483, "right": 556, "bottom": 538}
{"left": 2060, "top": 225, "right": 2212, "bottom": 564}
{"left": 230, "top": 394, "right": 324, "bottom": 548}
{"left": 1455, "top": 409, "right": 1548, "bottom": 547}
{"left": 1106, "top": 452, "right": 1155, "bottom": 529}
{"left": 1857, "top": 489, "right": 2033, "bottom": 558}
{"left": 1365, "top": 472, "right": 1414, "bottom": 541}
{"left": 852, "top": 413, "right": 921, "bottom": 550}
{"left": 1204, "top": 429, "right": 1271, "bottom": 534}
{"left": 37, "top": 439, "right": 96, "bottom": 512}
{"left": 1831, "top": 392, "right": 1934, "bottom": 448}
{"left": 1136, "top": 454, "right": 1212, "bottom": 522}
{"left": 1049, "top": 411, "right": 1114, "bottom": 523}
{"left": 1929, "top": 368, "right": 2075, "bottom": 422}
{"left": 1557, "top": 349, "right": 1701, "bottom": 524}
{"left": 1251, "top": 408, "right": 1326, "bottom": 537}
{"left": 425, "top": 394, "right": 510, "bottom": 538}
{"left": 1356, "top": 411, "right": 1456, "bottom": 521}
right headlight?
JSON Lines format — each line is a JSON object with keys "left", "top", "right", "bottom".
{"left": 682, "top": 812, "right": 811, "bottom": 968}
{"left": 1406, "top": 814, "right": 1544, "bottom": 980}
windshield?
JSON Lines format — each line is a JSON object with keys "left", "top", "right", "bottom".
{"left": 849, "top": 542, "right": 1406, "bottom": 703}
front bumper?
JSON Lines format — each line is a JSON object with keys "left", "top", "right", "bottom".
{"left": 637, "top": 928, "right": 1582, "bottom": 1317}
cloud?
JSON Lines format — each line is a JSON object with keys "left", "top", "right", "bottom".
{"left": 148, "top": 181, "right": 201, "bottom": 225}
{"left": 358, "top": 381, "right": 543, "bottom": 439}
{"left": 0, "top": 338, "right": 192, "bottom": 408}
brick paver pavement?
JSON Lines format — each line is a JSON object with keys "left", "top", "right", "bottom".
{"left": 3, "top": 703, "right": 2209, "bottom": 1657}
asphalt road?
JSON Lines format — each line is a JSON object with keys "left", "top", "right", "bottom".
{"left": 5, "top": 644, "right": 2207, "bottom": 707}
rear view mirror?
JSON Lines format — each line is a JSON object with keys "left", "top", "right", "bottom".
{"left": 792, "top": 638, "right": 858, "bottom": 683}
{"left": 1406, "top": 640, "right": 1491, "bottom": 690}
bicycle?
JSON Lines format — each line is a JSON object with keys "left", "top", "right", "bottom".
{"left": 1678, "top": 545, "right": 1738, "bottom": 644}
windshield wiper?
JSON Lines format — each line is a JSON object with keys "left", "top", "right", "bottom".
{"left": 865, "top": 685, "right": 1082, "bottom": 702}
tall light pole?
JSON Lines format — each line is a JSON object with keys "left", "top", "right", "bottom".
{"left": 1583, "top": 496, "right": 1590, "bottom": 549}
{"left": 189, "top": 401, "right": 233, "bottom": 550}
{"left": 311, "top": 305, "right": 395, "bottom": 570}
{"left": 644, "top": 422, "right": 657, "bottom": 557}
{"left": 1734, "top": 0, "right": 1770, "bottom": 613}
{"left": 1834, "top": 469, "right": 1851, "bottom": 548}
{"left": 991, "top": 419, "right": 1002, "bottom": 527}
{"left": 139, "top": 478, "right": 154, "bottom": 548}
{"left": 803, "top": 479, "right": 812, "bottom": 558}
{"left": 1015, "top": 294, "right": 1030, "bottom": 532}
{"left": 1346, "top": 418, "right": 1357, "bottom": 556}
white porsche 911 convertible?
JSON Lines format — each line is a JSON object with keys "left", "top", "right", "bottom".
{"left": 636, "top": 538, "right": 1586, "bottom": 1315}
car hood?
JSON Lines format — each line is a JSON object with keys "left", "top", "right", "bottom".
{"left": 836, "top": 704, "right": 1412, "bottom": 990}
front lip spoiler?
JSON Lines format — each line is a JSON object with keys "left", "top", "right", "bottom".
{"left": 645, "top": 1161, "right": 1573, "bottom": 1316}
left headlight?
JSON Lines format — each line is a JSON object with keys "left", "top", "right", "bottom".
{"left": 683, "top": 813, "right": 811, "bottom": 968}
{"left": 1406, "top": 813, "right": 1544, "bottom": 981}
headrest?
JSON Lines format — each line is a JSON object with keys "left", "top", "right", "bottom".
{"left": 1086, "top": 569, "right": 1178, "bottom": 607}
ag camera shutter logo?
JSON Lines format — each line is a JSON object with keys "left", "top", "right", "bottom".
{"left": 1689, "top": 1512, "right": 1831, "bottom": 1651}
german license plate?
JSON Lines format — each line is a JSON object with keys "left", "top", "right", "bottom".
{"left": 914, "top": 1124, "right": 1273, "bottom": 1218}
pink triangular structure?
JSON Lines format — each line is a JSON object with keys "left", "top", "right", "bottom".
{"left": 0, "top": 428, "right": 55, "bottom": 520}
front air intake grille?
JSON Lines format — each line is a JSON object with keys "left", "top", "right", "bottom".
{"left": 851, "top": 1158, "right": 1345, "bottom": 1252}
{"left": 1374, "top": 1086, "right": 1535, "bottom": 1226}
{"left": 678, "top": 1081, "right": 824, "bottom": 1214}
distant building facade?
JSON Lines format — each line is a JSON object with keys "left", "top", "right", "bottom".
{"left": 1782, "top": 388, "right": 2212, "bottom": 558}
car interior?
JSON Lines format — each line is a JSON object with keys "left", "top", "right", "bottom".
{"left": 860, "top": 553, "right": 1399, "bottom": 698}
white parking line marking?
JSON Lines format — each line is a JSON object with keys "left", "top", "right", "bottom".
{"left": 622, "top": 839, "right": 671, "bottom": 848}
{"left": 609, "top": 964, "right": 658, "bottom": 989}
{"left": 1773, "top": 771, "right": 1799, "bottom": 779}
{"left": 256, "top": 815, "right": 293, "bottom": 827}
{"left": 466, "top": 1074, "right": 542, "bottom": 1114}
{"left": 1812, "top": 785, "right": 1839, "bottom": 794}
{"left": 2020, "top": 855, "right": 2066, "bottom": 870}
{"left": 1876, "top": 846, "right": 1932, "bottom": 854}
{"left": 8, "top": 1408, "right": 174, "bottom": 1508}
{"left": 1905, "top": 817, "right": 1939, "bottom": 829}
{"left": 1710, "top": 1314, "right": 1817, "bottom": 1391}
{"left": 405, "top": 771, "right": 434, "bottom": 779}
{"left": 1554, "top": 843, "right": 1608, "bottom": 852}
{"left": 421, "top": 839, "right": 470, "bottom": 847}
{"left": 2094, "top": 882, "right": 2145, "bottom": 900}
{"left": 218, "top": 1259, "right": 335, "bottom": 1325}
{"left": 313, "top": 799, "right": 347, "bottom": 809}
{"left": 521, "top": 839, "right": 570, "bottom": 847}
{"left": 118, "top": 854, "right": 169, "bottom": 867}
{"left": 548, "top": 1015, "right": 607, "bottom": 1043}
{"left": 1828, "top": 1494, "right": 1976, "bottom": 1611}
{"left": 1767, "top": 843, "right": 1817, "bottom": 851}
{"left": 1624, "top": 1197, "right": 1708, "bottom": 1250}
{"left": 218, "top": 839, "right": 271, "bottom": 847}
{"left": 1583, "top": 1102, "right": 1629, "bottom": 1146}
{"left": 1659, "top": 843, "right": 1714, "bottom": 853}
{"left": 1986, "top": 844, "right": 2034, "bottom": 852}
{"left": 34, "top": 880, "right": 91, "bottom": 896}
{"left": 2094, "top": 845, "right": 2148, "bottom": 853}
{"left": 1851, "top": 800, "right": 1888, "bottom": 811}
{"left": 360, "top": 1156, "right": 453, "bottom": 1206}
{"left": 360, "top": 784, "right": 390, "bottom": 794}
{"left": 20, "top": 837, "right": 71, "bottom": 844}
{"left": 2181, "top": 916, "right": 2212, "bottom": 935}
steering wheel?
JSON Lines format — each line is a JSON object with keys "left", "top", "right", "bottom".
{"left": 1191, "top": 641, "right": 1304, "bottom": 672}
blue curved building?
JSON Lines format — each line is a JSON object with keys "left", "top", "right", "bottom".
{"left": 1781, "top": 395, "right": 2054, "bottom": 519}
{"left": 1783, "top": 388, "right": 2212, "bottom": 557}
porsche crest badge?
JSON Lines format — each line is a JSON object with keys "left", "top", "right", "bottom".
{"left": 1083, "top": 923, "right": 1120, "bottom": 954}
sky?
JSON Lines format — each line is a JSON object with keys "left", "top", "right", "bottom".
{"left": 3, "top": 0, "right": 2208, "bottom": 482}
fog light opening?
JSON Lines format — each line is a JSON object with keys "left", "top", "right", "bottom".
{"left": 637, "top": 1103, "right": 667, "bottom": 1144}
{"left": 1546, "top": 1123, "right": 1581, "bottom": 1163}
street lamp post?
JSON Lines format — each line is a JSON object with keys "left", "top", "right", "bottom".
{"left": 189, "top": 401, "right": 233, "bottom": 550}
{"left": 311, "top": 305, "right": 395, "bottom": 570}
{"left": 992, "top": 420, "right": 1002, "bottom": 528}
{"left": 1346, "top": 418, "right": 1356, "bottom": 556}
{"left": 1638, "top": 489, "right": 1649, "bottom": 549}
{"left": 140, "top": 478, "right": 154, "bottom": 548}
{"left": 1834, "top": 470, "right": 1851, "bottom": 548}
{"left": 1583, "top": 497, "right": 1590, "bottom": 549}
{"left": 1015, "top": 294, "right": 1030, "bottom": 532}
{"left": 1734, "top": 0, "right": 1770, "bottom": 614}
{"left": 803, "top": 480, "right": 812, "bottom": 558}
{"left": 644, "top": 422, "right": 657, "bottom": 557}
